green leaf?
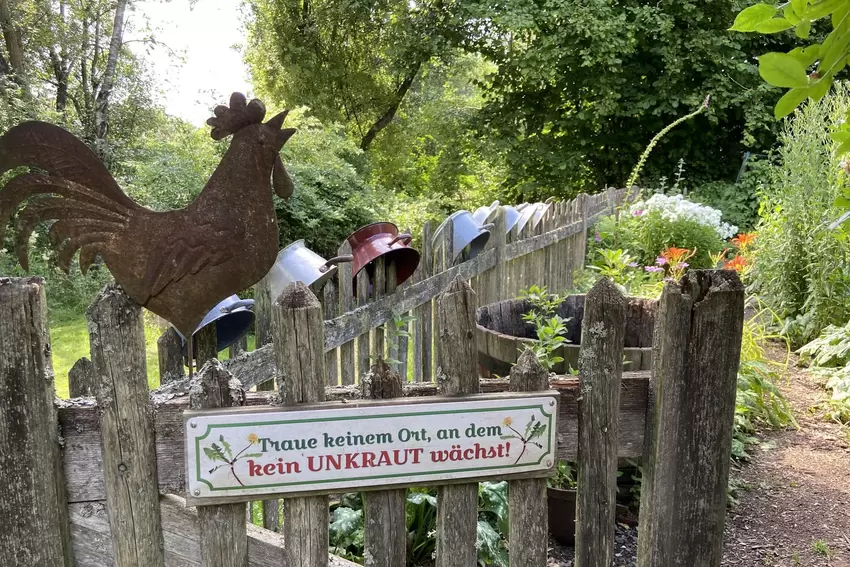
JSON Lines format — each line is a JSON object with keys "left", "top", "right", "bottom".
{"left": 730, "top": 4, "right": 778, "bottom": 31}
{"left": 774, "top": 88, "right": 809, "bottom": 119}
{"left": 792, "top": 0, "right": 808, "bottom": 17}
{"left": 837, "top": 139, "right": 850, "bottom": 155}
{"left": 804, "top": 0, "right": 845, "bottom": 20}
{"left": 809, "top": 76, "right": 833, "bottom": 100}
{"left": 796, "top": 19, "right": 812, "bottom": 38}
{"left": 788, "top": 45, "right": 821, "bottom": 67}
{"left": 785, "top": 6, "right": 802, "bottom": 25}
{"left": 220, "top": 436, "right": 233, "bottom": 460}
{"left": 759, "top": 52, "right": 811, "bottom": 88}
{"left": 755, "top": 17, "right": 795, "bottom": 33}
{"left": 241, "top": 453, "right": 264, "bottom": 459}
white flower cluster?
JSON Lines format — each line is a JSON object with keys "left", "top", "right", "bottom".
{"left": 629, "top": 193, "right": 738, "bottom": 240}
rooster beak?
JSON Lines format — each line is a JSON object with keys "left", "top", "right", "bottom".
{"left": 266, "top": 110, "right": 289, "bottom": 130}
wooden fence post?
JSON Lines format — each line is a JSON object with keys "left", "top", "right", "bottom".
{"left": 0, "top": 277, "right": 74, "bottom": 566}
{"left": 435, "top": 277, "right": 480, "bottom": 567}
{"left": 69, "top": 356, "right": 95, "bottom": 397}
{"left": 189, "top": 360, "right": 249, "bottom": 567}
{"left": 575, "top": 278, "right": 626, "bottom": 567}
{"left": 357, "top": 267, "right": 371, "bottom": 381}
{"left": 637, "top": 270, "right": 744, "bottom": 567}
{"left": 87, "top": 283, "right": 165, "bottom": 566}
{"left": 414, "top": 221, "right": 433, "bottom": 382}
{"left": 338, "top": 241, "right": 357, "bottom": 386}
{"left": 484, "top": 207, "right": 507, "bottom": 306}
{"left": 361, "top": 359, "right": 406, "bottom": 566}
{"left": 272, "top": 282, "right": 329, "bottom": 567}
{"left": 157, "top": 327, "right": 185, "bottom": 385}
{"left": 323, "top": 280, "right": 339, "bottom": 385}
{"left": 508, "top": 349, "right": 550, "bottom": 566}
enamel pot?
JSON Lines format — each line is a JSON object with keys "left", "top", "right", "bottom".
{"left": 267, "top": 240, "right": 352, "bottom": 300}
{"left": 472, "top": 201, "right": 522, "bottom": 235}
{"left": 514, "top": 203, "right": 538, "bottom": 234}
{"left": 433, "top": 210, "right": 494, "bottom": 261}
{"left": 530, "top": 198, "right": 556, "bottom": 230}
{"left": 346, "top": 222, "right": 420, "bottom": 291}
{"left": 174, "top": 294, "right": 255, "bottom": 359}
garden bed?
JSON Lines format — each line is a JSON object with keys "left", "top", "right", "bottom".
{"left": 476, "top": 294, "right": 656, "bottom": 376}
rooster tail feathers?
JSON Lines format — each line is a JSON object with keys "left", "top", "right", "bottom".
{"left": 0, "top": 121, "right": 138, "bottom": 209}
{"left": 1, "top": 174, "right": 132, "bottom": 272}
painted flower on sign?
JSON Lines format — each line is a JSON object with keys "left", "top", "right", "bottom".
{"left": 203, "top": 434, "right": 264, "bottom": 486}
{"left": 501, "top": 415, "right": 547, "bottom": 465}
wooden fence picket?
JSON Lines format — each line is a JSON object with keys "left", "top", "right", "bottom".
{"left": 434, "top": 277, "right": 481, "bottom": 567}
{"left": 0, "top": 277, "right": 74, "bottom": 566}
{"left": 575, "top": 278, "right": 626, "bottom": 566}
{"left": 87, "top": 284, "right": 165, "bottom": 567}
{"left": 338, "top": 241, "right": 356, "bottom": 386}
{"left": 272, "top": 282, "right": 329, "bottom": 567}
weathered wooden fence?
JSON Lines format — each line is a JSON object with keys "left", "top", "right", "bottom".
{"left": 1, "top": 259, "right": 744, "bottom": 566}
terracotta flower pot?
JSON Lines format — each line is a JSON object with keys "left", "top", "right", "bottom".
{"left": 345, "top": 222, "right": 420, "bottom": 294}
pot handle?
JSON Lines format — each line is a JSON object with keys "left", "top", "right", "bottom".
{"left": 320, "top": 255, "right": 354, "bottom": 272}
{"left": 221, "top": 299, "right": 255, "bottom": 313}
{"left": 389, "top": 233, "right": 413, "bottom": 246}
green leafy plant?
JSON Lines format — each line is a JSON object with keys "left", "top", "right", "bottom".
{"left": 749, "top": 86, "right": 850, "bottom": 345}
{"left": 797, "top": 322, "right": 850, "bottom": 424}
{"left": 547, "top": 460, "right": 578, "bottom": 491}
{"left": 588, "top": 249, "right": 640, "bottom": 289}
{"left": 812, "top": 539, "right": 832, "bottom": 558}
{"left": 518, "top": 285, "right": 571, "bottom": 371}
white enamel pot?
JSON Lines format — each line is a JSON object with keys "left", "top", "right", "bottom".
{"left": 432, "top": 210, "right": 494, "bottom": 261}
{"left": 267, "top": 240, "right": 352, "bottom": 301}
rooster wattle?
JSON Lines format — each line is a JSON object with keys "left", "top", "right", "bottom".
{"left": 0, "top": 92, "right": 295, "bottom": 340}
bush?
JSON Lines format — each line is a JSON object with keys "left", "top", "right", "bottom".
{"left": 594, "top": 193, "right": 732, "bottom": 269}
{"left": 751, "top": 86, "right": 850, "bottom": 345}
{"left": 689, "top": 157, "right": 769, "bottom": 233}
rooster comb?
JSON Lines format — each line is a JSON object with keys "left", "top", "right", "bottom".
{"left": 206, "top": 92, "right": 267, "bottom": 141}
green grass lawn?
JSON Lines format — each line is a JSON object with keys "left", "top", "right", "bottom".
{"left": 49, "top": 313, "right": 255, "bottom": 398}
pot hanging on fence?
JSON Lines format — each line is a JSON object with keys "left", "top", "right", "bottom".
{"left": 174, "top": 294, "right": 255, "bottom": 360}
{"left": 514, "top": 203, "right": 538, "bottom": 235}
{"left": 345, "top": 222, "right": 420, "bottom": 293}
{"left": 266, "top": 240, "right": 352, "bottom": 300}
{"left": 432, "top": 210, "right": 494, "bottom": 262}
{"left": 472, "top": 201, "right": 522, "bottom": 235}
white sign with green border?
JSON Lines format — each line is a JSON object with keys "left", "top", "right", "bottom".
{"left": 184, "top": 392, "right": 558, "bottom": 503}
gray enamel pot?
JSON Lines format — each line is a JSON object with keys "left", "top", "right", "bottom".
{"left": 472, "top": 201, "right": 523, "bottom": 235}
{"left": 432, "top": 210, "right": 494, "bottom": 261}
{"left": 174, "top": 295, "right": 255, "bottom": 360}
{"left": 267, "top": 240, "right": 352, "bottom": 301}
{"left": 515, "top": 203, "right": 538, "bottom": 234}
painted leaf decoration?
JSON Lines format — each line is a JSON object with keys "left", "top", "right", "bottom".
{"left": 204, "top": 447, "right": 227, "bottom": 462}
{"left": 220, "top": 436, "right": 233, "bottom": 460}
{"left": 759, "top": 53, "right": 810, "bottom": 88}
{"left": 242, "top": 453, "right": 264, "bottom": 459}
{"left": 729, "top": 3, "right": 777, "bottom": 31}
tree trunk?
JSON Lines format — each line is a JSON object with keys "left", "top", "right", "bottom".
{"left": 94, "top": 0, "right": 128, "bottom": 161}
{"left": 359, "top": 61, "right": 422, "bottom": 151}
{"left": 0, "top": 0, "right": 30, "bottom": 100}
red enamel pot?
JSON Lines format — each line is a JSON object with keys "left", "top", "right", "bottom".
{"left": 346, "top": 222, "right": 420, "bottom": 293}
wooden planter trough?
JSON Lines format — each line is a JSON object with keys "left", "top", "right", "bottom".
{"left": 476, "top": 294, "right": 657, "bottom": 376}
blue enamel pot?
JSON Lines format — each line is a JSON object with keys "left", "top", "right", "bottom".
{"left": 174, "top": 294, "right": 255, "bottom": 360}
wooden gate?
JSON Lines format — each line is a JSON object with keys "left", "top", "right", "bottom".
{"left": 1, "top": 260, "right": 743, "bottom": 567}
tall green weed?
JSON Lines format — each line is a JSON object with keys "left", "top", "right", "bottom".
{"left": 752, "top": 86, "right": 850, "bottom": 345}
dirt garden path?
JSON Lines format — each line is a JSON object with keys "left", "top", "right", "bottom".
{"left": 722, "top": 346, "right": 850, "bottom": 567}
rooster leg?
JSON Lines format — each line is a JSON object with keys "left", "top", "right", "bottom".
{"left": 55, "top": 233, "right": 113, "bottom": 273}
{"left": 0, "top": 173, "right": 132, "bottom": 233}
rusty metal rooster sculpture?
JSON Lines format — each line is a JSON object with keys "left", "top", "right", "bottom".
{"left": 0, "top": 92, "right": 295, "bottom": 349}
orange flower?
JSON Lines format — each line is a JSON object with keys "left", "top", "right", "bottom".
{"left": 731, "top": 232, "right": 757, "bottom": 250}
{"left": 247, "top": 433, "right": 259, "bottom": 445}
{"left": 661, "top": 247, "right": 696, "bottom": 265}
{"left": 503, "top": 417, "right": 513, "bottom": 427}
{"left": 724, "top": 256, "right": 749, "bottom": 272}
